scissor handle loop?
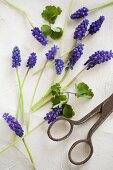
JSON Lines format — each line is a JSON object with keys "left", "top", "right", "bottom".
{"left": 47, "top": 117, "right": 74, "bottom": 141}
{"left": 68, "top": 139, "right": 93, "bottom": 165}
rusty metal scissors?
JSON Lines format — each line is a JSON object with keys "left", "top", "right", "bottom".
{"left": 47, "top": 93, "right": 113, "bottom": 165}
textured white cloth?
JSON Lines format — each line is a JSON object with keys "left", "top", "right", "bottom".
{"left": 0, "top": 0, "right": 113, "bottom": 169}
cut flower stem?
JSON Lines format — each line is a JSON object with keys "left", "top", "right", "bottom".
{"left": 16, "top": 68, "right": 24, "bottom": 121}
{"left": 3, "top": 0, "right": 34, "bottom": 28}
{"left": 22, "top": 139, "right": 36, "bottom": 170}
{"left": 16, "top": 69, "right": 29, "bottom": 120}
{"left": 90, "top": 1, "right": 113, "bottom": 12}
{"left": 59, "top": 0, "right": 74, "bottom": 56}
{"left": 0, "top": 121, "right": 45, "bottom": 160}
{"left": 13, "top": 69, "right": 35, "bottom": 169}
{"left": 31, "top": 68, "right": 70, "bottom": 112}
{"left": 31, "top": 67, "right": 86, "bottom": 112}
{"left": 27, "top": 60, "right": 48, "bottom": 131}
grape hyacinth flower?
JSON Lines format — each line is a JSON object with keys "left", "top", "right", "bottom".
{"left": 88, "top": 16, "right": 105, "bottom": 35}
{"left": 46, "top": 45, "right": 58, "bottom": 61}
{"left": 12, "top": 46, "right": 21, "bottom": 68}
{"left": 66, "top": 43, "right": 84, "bottom": 70}
{"left": 31, "top": 27, "right": 48, "bottom": 46}
{"left": 70, "top": 7, "right": 89, "bottom": 19}
{"left": 3, "top": 113, "right": 24, "bottom": 137}
{"left": 26, "top": 52, "right": 37, "bottom": 69}
{"left": 84, "top": 50, "right": 113, "bottom": 70}
{"left": 74, "top": 19, "right": 89, "bottom": 40}
{"left": 55, "top": 58, "right": 64, "bottom": 75}
{"left": 44, "top": 106, "right": 62, "bottom": 124}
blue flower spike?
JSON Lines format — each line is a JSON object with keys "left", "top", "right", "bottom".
{"left": 74, "top": 19, "right": 89, "bottom": 40}
{"left": 26, "top": 52, "right": 37, "bottom": 69}
{"left": 46, "top": 45, "right": 58, "bottom": 61}
{"left": 66, "top": 43, "right": 84, "bottom": 70}
{"left": 3, "top": 113, "right": 24, "bottom": 137}
{"left": 12, "top": 46, "right": 21, "bottom": 68}
{"left": 44, "top": 106, "right": 62, "bottom": 124}
{"left": 88, "top": 16, "right": 105, "bottom": 35}
{"left": 71, "top": 7, "right": 89, "bottom": 19}
{"left": 84, "top": 50, "right": 113, "bottom": 70}
{"left": 31, "top": 27, "right": 48, "bottom": 46}
{"left": 55, "top": 58, "right": 64, "bottom": 75}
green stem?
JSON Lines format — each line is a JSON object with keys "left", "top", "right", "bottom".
{"left": 62, "top": 67, "right": 86, "bottom": 90}
{"left": 62, "top": 91, "right": 76, "bottom": 95}
{"left": 31, "top": 69, "right": 70, "bottom": 112}
{"left": 22, "top": 69, "right": 30, "bottom": 87}
{"left": 31, "top": 74, "right": 58, "bottom": 113}
{"left": 33, "top": 61, "right": 54, "bottom": 75}
{"left": 59, "top": 0, "right": 74, "bottom": 56}
{"left": 31, "top": 67, "right": 86, "bottom": 112}
{"left": 0, "top": 121, "right": 45, "bottom": 155}
{"left": 31, "top": 45, "right": 76, "bottom": 112}
{"left": 31, "top": 97, "right": 51, "bottom": 112}
{"left": 16, "top": 68, "right": 24, "bottom": 121}
{"left": 22, "top": 139, "right": 36, "bottom": 170}
{"left": 27, "top": 61, "right": 48, "bottom": 131}
{"left": 58, "top": 69, "right": 70, "bottom": 84}
{"left": 3, "top": 0, "right": 34, "bottom": 28}
{"left": 90, "top": 1, "right": 113, "bottom": 12}
{"left": 16, "top": 69, "right": 29, "bottom": 120}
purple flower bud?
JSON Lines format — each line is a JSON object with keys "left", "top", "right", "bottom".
{"left": 26, "top": 52, "right": 37, "bottom": 69}
{"left": 66, "top": 43, "right": 84, "bottom": 70}
{"left": 74, "top": 19, "right": 89, "bottom": 40}
{"left": 70, "top": 7, "right": 89, "bottom": 19}
{"left": 84, "top": 50, "right": 113, "bottom": 70}
{"left": 44, "top": 106, "right": 62, "bottom": 124}
{"left": 46, "top": 45, "right": 58, "bottom": 61}
{"left": 3, "top": 113, "right": 24, "bottom": 137}
{"left": 55, "top": 58, "right": 64, "bottom": 75}
{"left": 31, "top": 27, "right": 48, "bottom": 46}
{"left": 88, "top": 16, "right": 105, "bottom": 35}
{"left": 12, "top": 46, "right": 21, "bottom": 68}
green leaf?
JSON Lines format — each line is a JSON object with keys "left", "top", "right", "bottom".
{"left": 51, "top": 83, "right": 61, "bottom": 96}
{"left": 75, "top": 82, "right": 94, "bottom": 99}
{"left": 41, "top": 24, "right": 51, "bottom": 37}
{"left": 51, "top": 95, "right": 61, "bottom": 107}
{"left": 60, "top": 94, "right": 67, "bottom": 102}
{"left": 50, "top": 27, "right": 63, "bottom": 39}
{"left": 63, "top": 104, "right": 75, "bottom": 118}
{"left": 52, "top": 94, "right": 67, "bottom": 108}
{"left": 41, "top": 25, "right": 63, "bottom": 39}
{"left": 41, "top": 6, "right": 62, "bottom": 24}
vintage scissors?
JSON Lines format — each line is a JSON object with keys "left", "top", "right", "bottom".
{"left": 47, "top": 93, "right": 113, "bottom": 165}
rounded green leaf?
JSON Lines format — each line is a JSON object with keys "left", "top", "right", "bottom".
{"left": 63, "top": 104, "right": 75, "bottom": 118}
{"left": 50, "top": 27, "right": 63, "bottom": 39}
{"left": 75, "top": 82, "right": 94, "bottom": 99}
{"left": 41, "top": 6, "right": 62, "bottom": 24}
{"left": 41, "top": 24, "right": 51, "bottom": 37}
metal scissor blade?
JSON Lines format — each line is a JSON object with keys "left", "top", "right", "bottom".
{"left": 101, "top": 93, "right": 113, "bottom": 117}
{"left": 76, "top": 100, "right": 104, "bottom": 125}
{"left": 87, "top": 93, "right": 113, "bottom": 139}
